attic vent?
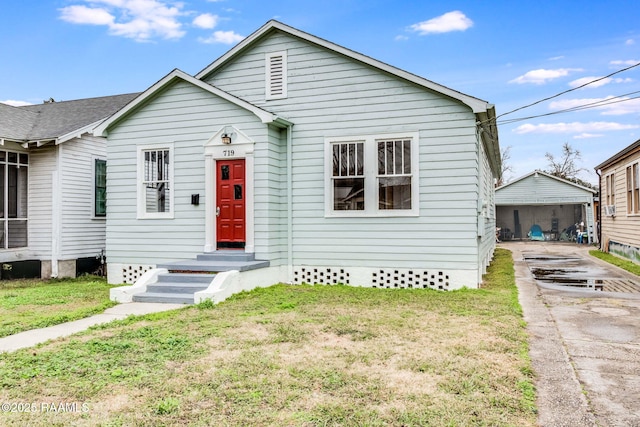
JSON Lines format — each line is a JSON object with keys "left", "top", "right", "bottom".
{"left": 266, "top": 51, "right": 287, "bottom": 100}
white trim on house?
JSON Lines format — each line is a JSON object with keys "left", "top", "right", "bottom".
{"left": 195, "top": 20, "right": 492, "bottom": 114}
{"left": 136, "top": 143, "right": 175, "bottom": 220}
{"left": 203, "top": 126, "right": 256, "bottom": 253}
{"left": 94, "top": 69, "right": 289, "bottom": 137}
{"left": 324, "top": 132, "right": 419, "bottom": 217}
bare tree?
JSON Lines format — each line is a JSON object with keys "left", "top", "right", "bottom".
{"left": 497, "top": 145, "right": 513, "bottom": 186}
{"left": 545, "top": 142, "right": 586, "bottom": 180}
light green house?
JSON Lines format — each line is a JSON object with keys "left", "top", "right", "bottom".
{"left": 96, "top": 21, "right": 501, "bottom": 303}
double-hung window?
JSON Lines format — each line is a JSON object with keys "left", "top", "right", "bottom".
{"left": 605, "top": 172, "right": 615, "bottom": 207}
{"left": 627, "top": 162, "right": 639, "bottom": 215}
{"left": 326, "top": 133, "right": 419, "bottom": 216}
{"left": 137, "top": 145, "right": 174, "bottom": 219}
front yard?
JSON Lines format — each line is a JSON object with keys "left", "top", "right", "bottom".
{"left": 0, "top": 249, "right": 537, "bottom": 426}
{"left": 0, "top": 276, "right": 116, "bottom": 338}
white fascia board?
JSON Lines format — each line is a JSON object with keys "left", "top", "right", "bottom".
{"left": 56, "top": 119, "right": 103, "bottom": 144}
{"left": 94, "top": 69, "right": 283, "bottom": 136}
{"left": 195, "top": 20, "right": 491, "bottom": 114}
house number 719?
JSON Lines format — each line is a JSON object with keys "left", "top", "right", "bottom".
{"left": 223, "top": 150, "right": 235, "bottom": 157}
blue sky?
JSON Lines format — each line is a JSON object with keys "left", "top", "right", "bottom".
{"left": 2, "top": 0, "right": 639, "bottom": 185}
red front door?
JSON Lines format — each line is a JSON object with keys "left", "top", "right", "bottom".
{"left": 216, "top": 159, "right": 246, "bottom": 249}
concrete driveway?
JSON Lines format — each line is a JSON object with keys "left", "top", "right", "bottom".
{"left": 502, "top": 241, "right": 640, "bottom": 426}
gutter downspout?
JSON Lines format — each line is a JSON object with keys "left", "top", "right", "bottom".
{"left": 286, "top": 124, "right": 293, "bottom": 282}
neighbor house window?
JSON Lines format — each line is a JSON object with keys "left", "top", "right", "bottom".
{"left": 627, "top": 162, "right": 639, "bottom": 214}
{"left": 326, "top": 133, "right": 419, "bottom": 216}
{"left": 137, "top": 145, "right": 174, "bottom": 219}
{"left": 0, "top": 151, "right": 28, "bottom": 249}
{"left": 94, "top": 158, "right": 106, "bottom": 217}
{"left": 605, "top": 172, "right": 615, "bottom": 206}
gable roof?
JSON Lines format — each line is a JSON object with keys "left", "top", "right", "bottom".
{"left": 94, "top": 69, "right": 292, "bottom": 137}
{"left": 1, "top": 93, "right": 139, "bottom": 146}
{"left": 497, "top": 170, "right": 597, "bottom": 194}
{"left": 196, "top": 20, "right": 494, "bottom": 115}
{"left": 594, "top": 138, "right": 640, "bottom": 170}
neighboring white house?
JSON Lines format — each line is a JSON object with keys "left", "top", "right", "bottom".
{"left": 0, "top": 94, "right": 138, "bottom": 278}
{"left": 95, "top": 20, "right": 501, "bottom": 301}
{"left": 496, "top": 170, "right": 597, "bottom": 243}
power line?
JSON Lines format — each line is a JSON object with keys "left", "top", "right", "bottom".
{"left": 494, "top": 61, "right": 640, "bottom": 120}
{"left": 497, "top": 91, "right": 640, "bottom": 125}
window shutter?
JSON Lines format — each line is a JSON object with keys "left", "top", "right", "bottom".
{"left": 266, "top": 51, "right": 287, "bottom": 99}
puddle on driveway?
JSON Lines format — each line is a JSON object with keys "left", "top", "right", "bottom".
{"left": 523, "top": 253, "right": 640, "bottom": 293}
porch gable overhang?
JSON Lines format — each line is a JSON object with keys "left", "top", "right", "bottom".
{"left": 94, "top": 69, "right": 292, "bottom": 137}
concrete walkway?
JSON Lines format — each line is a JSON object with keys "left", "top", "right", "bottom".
{"left": 0, "top": 302, "right": 185, "bottom": 353}
{"left": 503, "top": 241, "right": 640, "bottom": 427}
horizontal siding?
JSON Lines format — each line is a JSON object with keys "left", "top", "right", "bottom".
{"left": 106, "top": 80, "right": 279, "bottom": 265}
{"left": 59, "top": 136, "right": 107, "bottom": 259}
{"left": 204, "top": 31, "right": 481, "bottom": 271}
{"left": 600, "top": 156, "right": 640, "bottom": 250}
{"left": 28, "top": 146, "right": 56, "bottom": 257}
{"left": 496, "top": 174, "right": 594, "bottom": 205}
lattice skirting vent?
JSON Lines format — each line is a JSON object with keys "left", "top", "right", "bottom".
{"left": 122, "top": 265, "right": 154, "bottom": 284}
{"left": 372, "top": 269, "right": 450, "bottom": 290}
{"left": 293, "top": 267, "right": 350, "bottom": 285}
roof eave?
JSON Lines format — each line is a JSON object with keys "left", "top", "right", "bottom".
{"left": 195, "top": 20, "right": 491, "bottom": 113}
{"left": 594, "top": 138, "right": 640, "bottom": 171}
{"left": 95, "top": 69, "right": 287, "bottom": 136}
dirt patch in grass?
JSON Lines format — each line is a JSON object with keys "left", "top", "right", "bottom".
{"left": 0, "top": 249, "right": 535, "bottom": 426}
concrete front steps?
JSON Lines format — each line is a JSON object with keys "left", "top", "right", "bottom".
{"left": 132, "top": 251, "right": 270, "bottom": 304}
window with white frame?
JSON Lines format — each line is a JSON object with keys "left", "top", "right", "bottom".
{"left": 137, "top": 145, "right": 173, "bottom": 219}
{"left": 626, "top": 162, "right": 639, "bottom": 214}
{"left": 326, "top": 133, "right": 419, "bottom": 216}
{"left": 94, "top": 158, "right": 106, "bottom": 217}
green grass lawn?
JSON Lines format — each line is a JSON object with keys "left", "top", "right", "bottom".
{"left": 0, "top": 249, "right": 537, "bottom": 426}
{"left": 0, "top": 276, "right": 117, "bottom": 338}
{"left": 589, "top": 249, "right": 640, "bottom": 276}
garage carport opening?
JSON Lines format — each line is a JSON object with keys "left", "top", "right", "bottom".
{"left": 495, "top": 170, "right": 598, "bottom": 244}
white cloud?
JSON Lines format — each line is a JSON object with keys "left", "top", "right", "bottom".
{"left": 509, "top": 68, "right": 583, "bottom": 85}
{"left": 395, "top": 35, "right": 409, "bottom": 41}
{"left": 568, "top": 76, "right": 612, "bottom": 88}
{"left": 548, "top": 56, "right": 564, "bottom": 61}
{"left": 514, "top": 121, "right": 639, "bottom": 134}
{"left": 59, "top": 0, "right": 186, "bottom": 42}
{"left": 626, "top": 39, "right": 635, "bottom": 45}
{"left": 410, "top": 11, "right": 473, "bottom": 35}
{"left": 193, "top": 13, "right": 218, "bottom": 29}
{"left": 610, "top": 59, "right": 640, "bottom": 66}
{"left": 198, "top": 30, "right": 244, "bottom": 44}
{"left": 59, "top": 5, "right": 115, "bottom": 25}
{"left": 573, "top": 133, "right": 603, "bottom": 139}
{"left": 1, "top": 100, "right": 33, "bottom": 107}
